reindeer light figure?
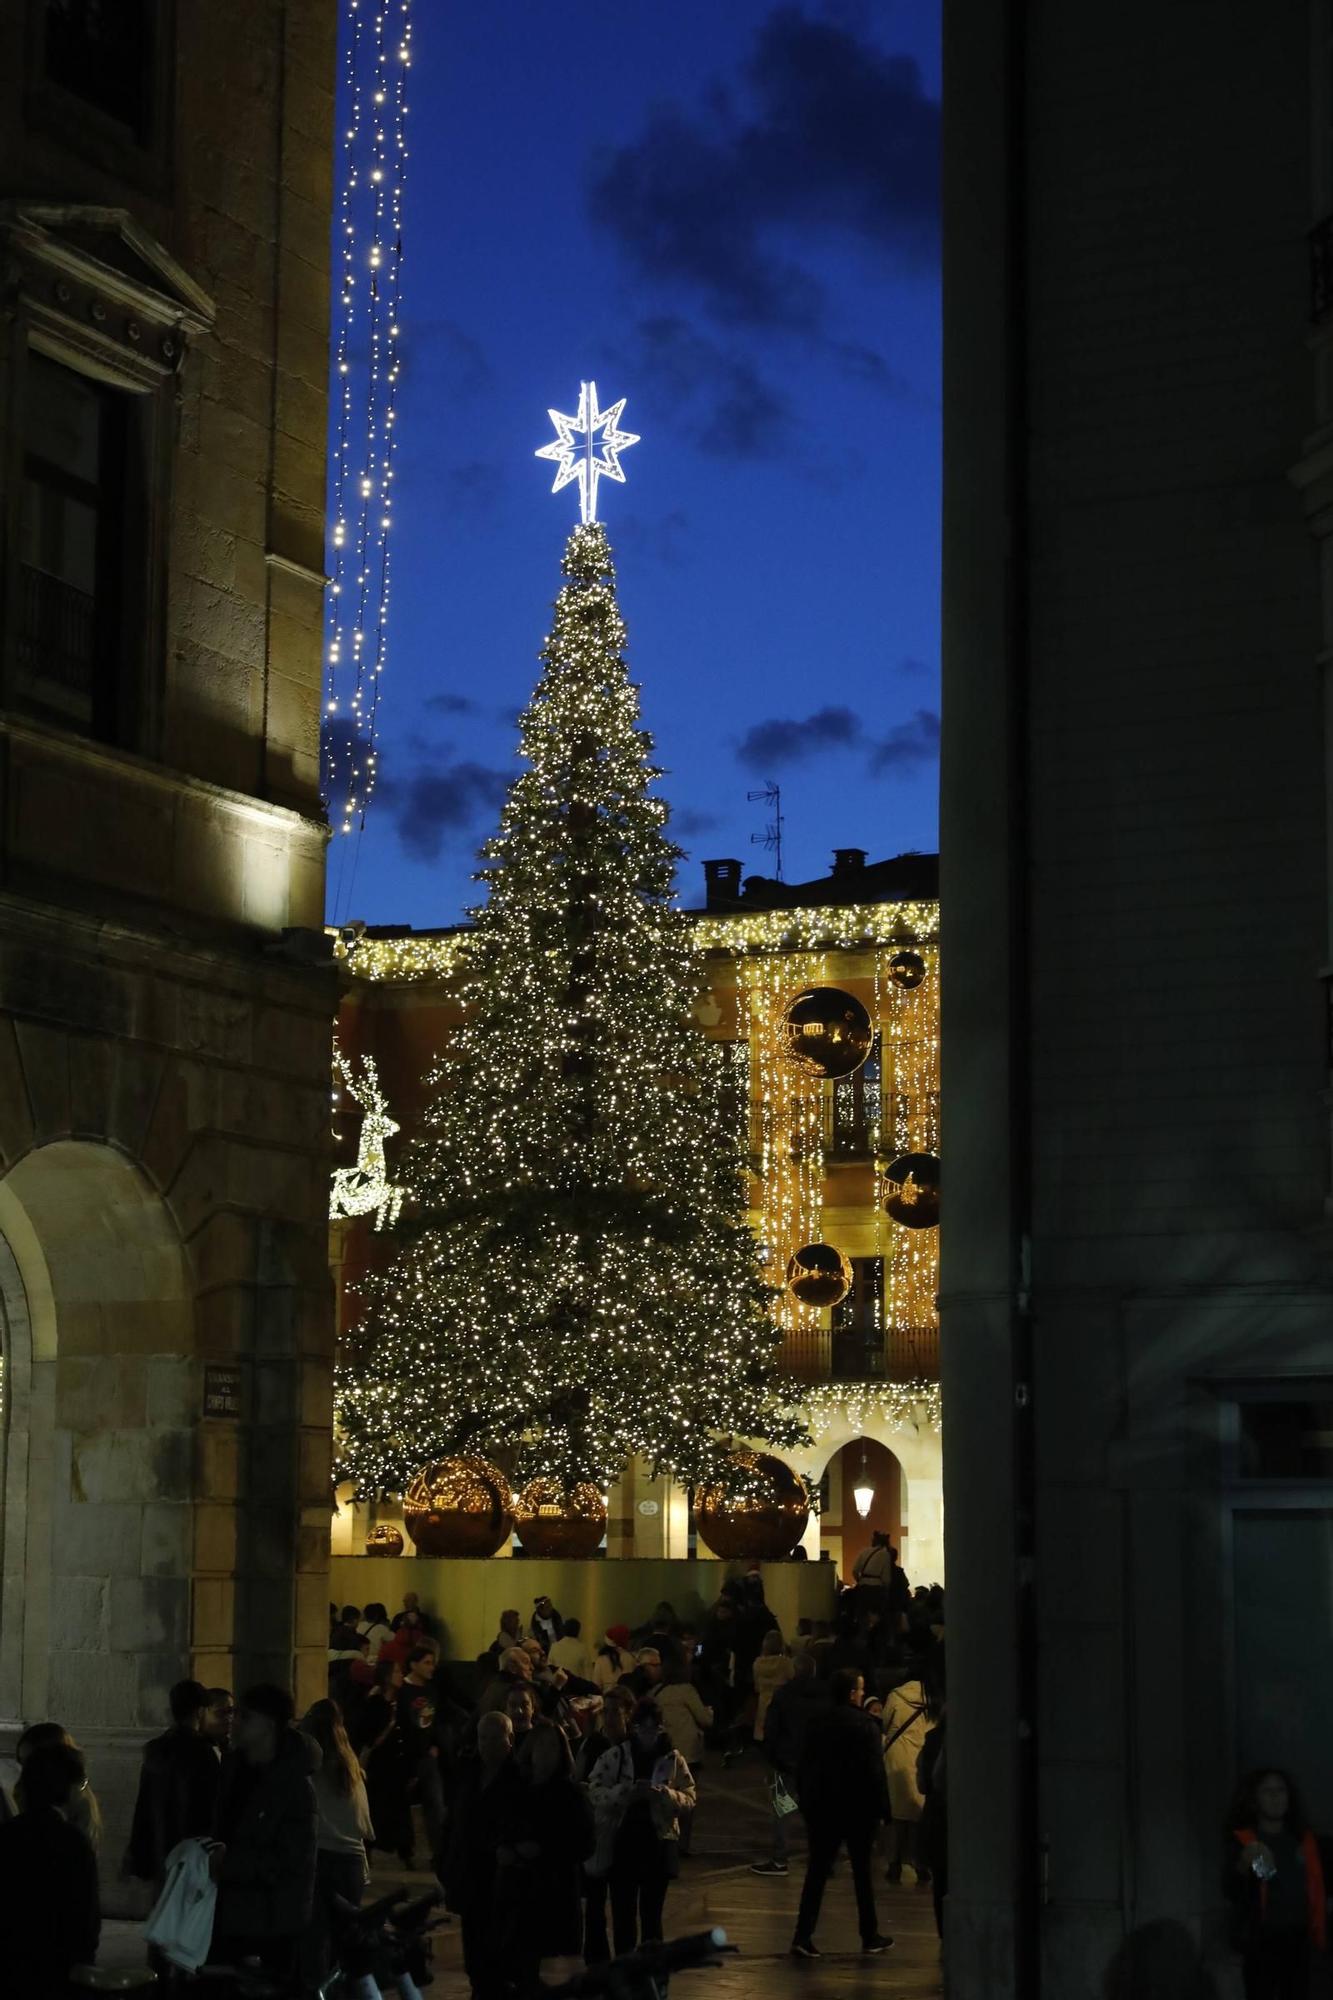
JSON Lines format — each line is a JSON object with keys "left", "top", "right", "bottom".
{"left": 330, "top": 1049, "right": 405, "bottom": 1231}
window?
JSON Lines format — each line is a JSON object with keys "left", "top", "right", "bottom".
{"left": 43, "top": 0, "right": 154, "bottom": 142}
{"left": 830, "top": 1033, "right": 881, "bottom": 1156}
{"left": 831, "top": 1258, "right": 885, "bottom": 1380}
{"left": 16, "top": 351, "right": 139, "bottom": 743}
{"left": 1234, "top": 1399, "right": 1333, "bottom": 1481}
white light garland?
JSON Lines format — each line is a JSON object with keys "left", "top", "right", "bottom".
{"left": 795, "top": 1380, "right": 942, "bottom": 1438}
{"left": 323, "top": 0, "right": 412, "bottom": 844}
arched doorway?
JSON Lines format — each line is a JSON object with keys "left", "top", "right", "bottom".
{"left": 823, "top": 1436, "right": 904, "bottom": 1579}
{"left": 0, "top": 1141, "right": 192, "bottom": 1730}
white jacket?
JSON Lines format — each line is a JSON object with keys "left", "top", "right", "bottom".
{"left": 145, "top": 1837, "right": 217, "bottom": 1972}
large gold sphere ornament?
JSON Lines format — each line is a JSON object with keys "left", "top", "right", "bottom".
{"left": 780, "top": 987, "right": 873, "bottom": 1080}
{"left": 695, "top": 1450, "right": 810, "bottom": 1562}
{"left": 889, "top": 950, "right": 927, "bottom": 990}
{"left": 364, "top": 1523, "right": 405, "bottom": 1557}
{"left": 514, "top": 1478, "right": 607, "bottom": 1559}
{"left": 883, "top": 1152, "right": 941, "bottom": 1230}
{"left": 786, "top": 1243, "right": 853, "bottom": 1309}
{"left": 403, "top": 1455, "right": 514, "bottom": 1558}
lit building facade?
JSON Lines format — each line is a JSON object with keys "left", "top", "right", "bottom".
{"left": 0, "top": 0, "right": 338, "bottom": 1850}
{"left": 332, "top": 850, "right": 943, "bottom": 1582}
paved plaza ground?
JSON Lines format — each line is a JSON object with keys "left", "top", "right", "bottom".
{"left": 98, "top": 1751, "right": 943, "bottom": 1997}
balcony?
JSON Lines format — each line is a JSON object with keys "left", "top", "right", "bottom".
{"left": 779, "top": 1322, "right": 939, "bottom": 1386}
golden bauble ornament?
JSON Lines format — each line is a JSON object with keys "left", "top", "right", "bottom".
{"left": 695, "top": 1450, "right": 810, "bottom": 1562}
{"left": 404, "top": 1454, "right": 514, "bottom": 1558}
{"left": 883, "top": 1151, "right": 940, "bottom": 1229}
{"left": 364, "top": 1523, "right": 405, "bottom": 1557}
{"left": 889, "top": 950, "right": 927, "bottom": 990}
{"left": 786, "top": 1243, "right": 853, "bottom": 1309}
{"left": 780, "top": 987, "right": 873, "bottom": 1080}
{"left": 514, "top": 1478, "right": 607, "bottom": 1559}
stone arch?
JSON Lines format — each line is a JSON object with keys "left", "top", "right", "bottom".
{"left": 0, "top": 1140, "right": 193, "bottom": 1731}
{"left": 792, "top": 1406, "right": 945, "bottom": 1585}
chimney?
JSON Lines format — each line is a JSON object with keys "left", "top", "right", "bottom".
{"left": 703, "top": 858, "right": 743, "bottom": 909}
{"left": 831, "top": 848, "right": 867, "bottom": 880}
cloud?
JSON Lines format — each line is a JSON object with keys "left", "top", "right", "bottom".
{"left": 424, "top": 693, "right": 479, "bottom": 717}
{"left": 868, "top": 707, "right": 940, "bottom": 774}
{"left": 446, "top": 459, "right": 506, "bottom": 518}
{"left": 389, "top": 762, "right": 511, "bottom": 863}
{"left": 621, "top": 317, "right": 794, "bottom": 460}
{"left": 611, "top": 507, "right": 692, "bottom": 568}
{"left": 410, "top": 319, "right": 493, "bottom": 397}
{"left": 588, "top": 6, "right": 939, "bottom": 331}
{"left": 672, "top": 807, "right": 722, "bottom": 839}
{"left": 736, "top": 704, "right": 863, "bottom": 773}
{"left": 896, "top": 655, "right": 931, "bottom": 679}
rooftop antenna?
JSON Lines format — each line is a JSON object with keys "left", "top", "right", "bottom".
{"left": 747, "top": 780, "right": 784, "bottom": 882}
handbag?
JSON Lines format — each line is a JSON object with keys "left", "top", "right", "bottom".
{"left": 769, "top": 1775, "right": 799, "bottom": 1818}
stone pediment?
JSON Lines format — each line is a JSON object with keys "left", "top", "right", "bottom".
{"left": 0, "top": 200, "right": 215, "bottom": 333}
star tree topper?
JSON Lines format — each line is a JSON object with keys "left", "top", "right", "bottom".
{"left": 535, "top": 380, "right": 639, "bottom": 523}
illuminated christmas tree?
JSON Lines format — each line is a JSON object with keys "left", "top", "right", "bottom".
{"left": 335, "top": 516, "right": 805, "bottom": 1496}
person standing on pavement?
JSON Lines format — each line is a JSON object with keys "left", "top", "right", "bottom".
{"left": 656, "top": 1662, "right": 713, "bottom": 1860}
{"left": 549, "top": 1616, "right": 593, "bottom": 1680}
{"left": 0, "top": 1740, "right": 100, "bottom": 1995}
{"left": 445, "top": 1711, "right": 523, "bottom": 2000}
{"left": 209, "top": 1684, "right": 317, "bottom": 1986}
{"left": 300, "top": 1698, "right": 374, "bottom": 1989}
{"left": 576, "top": 1686, "right": 635, "bottom": 1964}
{"left": 357, "top": 1601, "right": 395, "bottom": 1664}
{"left": 400, "top": 1645, "right": 449, "bottom": 1877}
{"left": 753, "top": 1650, "right": 829, "bottom": 1878}
{"left": 531, "top": 1594, "right": 564, "bottom": 1653}
{"left": 789, "top": 1668, "right": 894, "bottom": 1960}
{"left": 588, "top": 1697, "right": 696, "bottom": 1956}
{"left": 204, "top": 1689, "right": 235, "bottom": 1756}
{"left": 127, "top": 1679, "right": 220, "bottom": 1890}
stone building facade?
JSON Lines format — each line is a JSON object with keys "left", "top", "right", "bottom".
{"left": 332, "top": 850, "right": 943, "bottom": 1581}
{"left": 0, "top": 0, "right": 337, "bottom": 1840}
{"left": 941, "top": 4, "right": 1333, "bottom": 1996}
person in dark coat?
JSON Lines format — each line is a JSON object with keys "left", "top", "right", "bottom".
{"left": 354, "top": 1655, "right": 414, "bottom": 1865}
{"left": 210, "top": 1684, "right": 318, "bottom": 1984}
{"left": 445, "top": 1711, "right": 524, "bottom": 2000}
{"left": 752, "top": 1652, "right": 830, "bottom": 1875}
{"left": 790, "top": 1668, "right": 893, "bottom": 1959}
{"left": 917, "top": 1709, "right": 948, "bottom": 1940}
{"left": 576, "top": 1686, "right": 635, "bottom": 1965}
{"left": 0, "top": 1741, "right": 100, "bottom": 1994}
{"left": 128, "top": 1678, "right": 220, "bottom": 1887}
{"left": 531, "top": 1594, "right": 564, "bottom": 1653}
{"left": 1225, "top": 1767, "right": 1327, "bottom": 2000}
{"left": 498, "top": 1720, "right": 595, "bottom": 1987}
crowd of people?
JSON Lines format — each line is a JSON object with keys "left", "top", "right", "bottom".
{"left": 1, "top": 1538, "right": 1322, "bottom": 1997}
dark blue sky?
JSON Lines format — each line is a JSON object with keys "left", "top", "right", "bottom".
{"left": 326, "top": 1, "right": 941, "bottom": 929}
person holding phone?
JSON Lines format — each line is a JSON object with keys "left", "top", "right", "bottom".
{"left": 1225, "top": 1768, "right": 1326, "bottom": 2000}
{"left": 587, "top": 1696, "right": 696, "bottom": 1954}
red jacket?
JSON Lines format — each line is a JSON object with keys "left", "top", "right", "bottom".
{"left": 1232, "top": 1826, "right": 1327, "bottom": 1950}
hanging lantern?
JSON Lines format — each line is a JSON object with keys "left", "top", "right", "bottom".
{"left": 403, "top": 1455, "right": 514, "bottom": 1558}
{"left": 852, "top": 1443, "right": 875, "bottom": 1520}
{"left": 513, "top": 1478, "right": 607, "bottom": 1559}
{"left": 889, "top": 950, "right": 926, "bottom": 990}
{"left": 695, "top": 1450, "right": 810, "bottom": 1561}
{"left": 883, "top": 1152, "right": 941, "bottom": 1230}
{"left": 779, "top": 987, "right": 873, "bottom": 1080}
{"left": 786, "top": 1243, "right": 853, "bottom": 1309}
{"left": 364, "top": 1523, "right": 405, "bottom": 1557}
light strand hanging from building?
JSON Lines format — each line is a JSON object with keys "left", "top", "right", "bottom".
{"left": 322, "top": 0, "right": 412, "bottom": 840}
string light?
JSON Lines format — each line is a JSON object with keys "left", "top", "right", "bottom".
{"left": 330, "top": 1048, "right": 406, "bottom": 1230}
{"left": 323, "top": 0, "right": 412, "bottom": 849}
{"left": 334, "top": 523, "right": 808, "bottom": 1500}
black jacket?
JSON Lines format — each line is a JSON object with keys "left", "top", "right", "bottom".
{"left": 128, "top": 1726, "right": 220, "bottom": 1880}
{"left": 0, "top": 1806, "right": 100, "bottom": 1988}
{"left": 213, "top": 1730, "right": 318, "bottom": 1941}
{"left": 443, "top": 1756, "right": 524, "bottom": 1913}
{"left": 763, "top": 1674, "right": 832, "bottom": 1778}
{"left": 498, "top": 1774, "right": 595, "bottom": 1959}
{"left": 796, "top": 1703, "right": 890, "bottom": 1824}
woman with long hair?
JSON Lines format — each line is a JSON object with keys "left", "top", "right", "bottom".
{"left": 15, "top": 1723, "right": 102, "bottom": 1852}
{"left": 588, "top": 1696, "right": 695, "bottom": 1956}
{"left": 354, "top": 1657, "right": 414, "bottom": 1866}
{"left": 301, "top": 1698, "right": 374, "bottom": 1985}
{"left": 1225, "top": 1767, "right": 1326, "bottom": 2000}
